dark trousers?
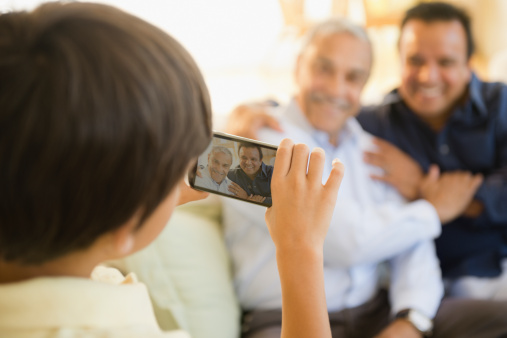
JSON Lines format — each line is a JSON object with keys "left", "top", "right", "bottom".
{"left": 241, "top": 291, "right": 507, "bottom": 338}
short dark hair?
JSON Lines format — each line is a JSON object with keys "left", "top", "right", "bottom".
{"left": 0, "top": 2, "right": 212, "bottom": 264}
{"left": 238, "top": 143, "right": 263, "bottom": 161}
{"left": 401, "top": 1, "right": 474, "bottom": 59}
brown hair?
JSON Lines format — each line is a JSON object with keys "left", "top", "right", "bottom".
{"left": 238, "top": 143, "right": 263, "bottom": 161}
{"left": 401, "top": 2, "right": 474, "bottom": 59}
{"left": 0, "top": 2, "right": 212, "bottom": 264}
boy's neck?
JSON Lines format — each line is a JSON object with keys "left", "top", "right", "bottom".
{"left": 0, "top": 249, "right": 104, "bottom": 284}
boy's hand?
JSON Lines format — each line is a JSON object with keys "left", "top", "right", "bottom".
{"left": 265, "top": 138, "right": 344, "bottom": 338}
{"left": 177, "top": 179, "right": 209, "bottom": 206}
{"left": 265, "top": 139, "right": 345, "bottom": 252}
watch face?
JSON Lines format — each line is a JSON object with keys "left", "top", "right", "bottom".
{"left": 408, "top": 310, "right": 433, "bottom": 333}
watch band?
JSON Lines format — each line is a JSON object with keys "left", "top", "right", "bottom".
{"left": 395, "top": 308, "right": 433, "bottom": 336}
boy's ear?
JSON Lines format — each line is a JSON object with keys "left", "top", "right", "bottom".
{"left": 110, "top": 219, "right": 137, "bottom": 257}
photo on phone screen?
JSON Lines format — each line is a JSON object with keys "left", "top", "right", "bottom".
{"left": 188, "top": 131, "right": 277, "bottom": 207}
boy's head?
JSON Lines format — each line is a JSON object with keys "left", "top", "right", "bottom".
{"left": 0, "top": 2, "right": 212, "bottom": 265}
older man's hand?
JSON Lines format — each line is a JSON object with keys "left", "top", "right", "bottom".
{"left": 225, "top": 102, "right": 282, "bottom": 140}
{"left": 420, "top": 165, "right": 483, "bottom": 224}
{"left": 364, "top": 137, "right": 424, "bottom": 201}
{"left": 374, "top": 319, "right": 423, "bottom": 338}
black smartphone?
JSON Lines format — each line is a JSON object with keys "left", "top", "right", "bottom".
{"left": 188, "top": 131, "right": 277, "bottom": 207}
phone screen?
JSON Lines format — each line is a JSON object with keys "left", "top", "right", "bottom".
{"left": 188, "top": 132, "right": 277, "bottom": 207}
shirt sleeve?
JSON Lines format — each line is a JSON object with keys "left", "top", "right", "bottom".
{"left": 388, "top": 240, "right": 444, "bottom": 318}
{"left": 324, "top": 198, "right": 441, "bottom": 268}
{"left": 474, "top": 107, "right": 507, "bottom": 225}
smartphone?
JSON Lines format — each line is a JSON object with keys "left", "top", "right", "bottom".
{"left": 188, "top": 131, "right": 277, "bottom": 207}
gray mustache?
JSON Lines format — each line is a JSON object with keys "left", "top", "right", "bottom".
{"left": 211, "top": 168, "right": 226, "bottom": 176}
{"left": 309, "top": 93, "right": 351, "bottom": 110}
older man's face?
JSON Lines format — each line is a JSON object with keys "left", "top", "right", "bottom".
{"left": 208, "top": 151, "right": 232, "bottom": 184}
{"left": 398, "top": 19, "right": 471, "bottom": 127}
{"left": 295, "top": 32, "right": 371, "bottom": 136}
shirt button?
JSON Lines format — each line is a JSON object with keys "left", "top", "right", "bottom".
{"left": 440, "top": 144, "right": 449, "bottom": 155}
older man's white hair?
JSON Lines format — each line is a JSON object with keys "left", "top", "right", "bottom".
{"left": 299, "top": 18, "right": 371, "bottom": 56}
{"left": 210, "top": 145, "right": 233, "bottom": 161}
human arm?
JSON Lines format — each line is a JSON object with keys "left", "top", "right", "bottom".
{"left": 265, "top": 139, "right": 344, "bottom": 338}
{"left": 228, "top": 181, "right": 249, "bottom": 198}
{"left": 323, "top": 164, "right": 481, "bottom": 267}
{"left": 473, "top": 166, "right": 507, "bottom": 225}
{"left": 226, "top": 102, "right": 283, "bottom": 140}
{"left": 374, "top": 320, "right": 422, "bottom": 338}
{"left": 227, "top": 181, "right": 267, "bottom": 203}
{"left": 364, "top": 137, "right": 424, "bottom": 201}
{"left": 375, "top": 241, "right": 443, "bottom": 338}
{"left": 177, "top": 179, "right": 209, "bottom": 205}
{"left": 419, "top": 166, "right": 483, "bottom": 224}
{"left": 364, "top": 138, "right": 487, "bottom": 219}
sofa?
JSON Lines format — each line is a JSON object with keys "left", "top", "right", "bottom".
{"left": 109, "top": 196, "right": 240, "bottom": 338}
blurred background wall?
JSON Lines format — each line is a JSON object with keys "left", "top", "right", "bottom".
{"left": 2, "top": 0, "right": 507, "bottom": 126}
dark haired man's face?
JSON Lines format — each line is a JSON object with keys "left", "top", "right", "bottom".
{"left": 239, "top": 147, "right": 261, "bottom": 179}
{"left": 295, "top": 32, "right": 371, "bottom": 140}
{"left": 399, "top": 19, "right": 471, "bottom": 128}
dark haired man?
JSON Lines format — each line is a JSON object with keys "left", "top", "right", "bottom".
{"left": 358, "top": 1, "right": 507, "bottom": 300}
{"left": 227, "top": 143, "right": 274, "bottom": 204}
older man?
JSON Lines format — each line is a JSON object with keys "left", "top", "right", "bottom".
{"left": 358, "top": 1, "right": 507, "bottom": 300}
{"left": 223, "top": 17, "right": 507, "bottom": 338}
{"left": 195, "top": 146, "right": 234, "bottom": 194}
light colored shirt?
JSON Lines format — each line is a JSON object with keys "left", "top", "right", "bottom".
{"left": 195, "top": 165, "right": 233, "bottom": 195}
{"left": 222, "top": 99, "right": 443, "bottom": 317}
{"left": 0, "top": 266, "right": 190, "bottom": 338}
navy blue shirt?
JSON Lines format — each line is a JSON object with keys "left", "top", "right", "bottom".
{"left": 228, "top": 162, "right": 273, "bottom": 206}
{"left": 357, "top": 73, "right": 507, "bottom": 278}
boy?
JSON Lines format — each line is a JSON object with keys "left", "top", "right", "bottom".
{"left": 0, "top": 2, "right": 344, "bottom": 338}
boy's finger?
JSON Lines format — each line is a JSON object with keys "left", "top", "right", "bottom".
{"left": 289, "top": 143, "right": 310, "bottom": 177}
{"left": 324, "top": 159, "right": 345, "bottom": 194}
{"left": 307, "top": 147, "right": 326, "bottom": 183}
{"left": 273, "top": 138, "right": 294, "bottom": 178}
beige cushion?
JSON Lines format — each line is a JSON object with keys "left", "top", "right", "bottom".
{"left": 109, "top": 198, "right": 240, "bottom": 338}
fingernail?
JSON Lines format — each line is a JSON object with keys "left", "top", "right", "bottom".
{"left": 332, "top": 158, "right": 342, "bottom": 166}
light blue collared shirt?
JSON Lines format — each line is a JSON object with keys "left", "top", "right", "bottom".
{"left": 223, "top": 99, "right": 443, "bottom": 317}
{"left": 195, "top": 165, "right": 233, "bottom": 195}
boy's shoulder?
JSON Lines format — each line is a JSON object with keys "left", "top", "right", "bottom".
{"left": 0, "top": 267, "right": 189, "bottom": 338}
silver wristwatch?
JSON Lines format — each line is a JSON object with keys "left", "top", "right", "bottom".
{"left": 395, "top": 308, "right": 433, "bottom": 336}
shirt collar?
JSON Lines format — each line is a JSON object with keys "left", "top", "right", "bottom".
{"left": 0, "top": 274, "right": 160, "bottom": 330}
{"left": 467, "top": 72, "right": 488, "bottom": 117}
{"left": 283, "top": 98, "right": 362, "bottom": 148}
{"left": 259, "top": 162, "right": 270, "bottom": 177}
